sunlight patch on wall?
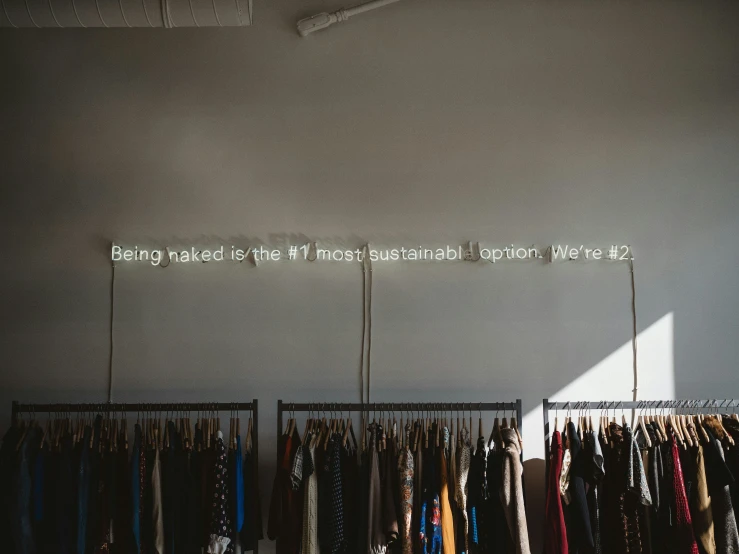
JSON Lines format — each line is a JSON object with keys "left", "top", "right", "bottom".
{"left": 523, "top": 312, "right": 674, "bottom": 460}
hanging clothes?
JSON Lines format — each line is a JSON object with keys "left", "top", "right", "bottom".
{"left": 301, "top": 445, "right": 319, "bottom": 554}
{"left": 2, "top": 410, "right": 259, "bottom": 554}
{"left": 702, "top": 424, "right": 739, "bottom": 554}
{"left": 382, "top": 434, "right": 399, "bottom": 549}
{"left": 544, "top": 430, "right": 568, "bottom": 554}
{"left": 367, "top": 423, "right": 386, "bottom": 554}
{"left": 357, "top": 442, "right": 371, "bottom": 554}
{"left": 586, "top": 427, "right": 605, "bottom": 554}
{"left": 486, "top": 440, "right": 508, "bottom": 554}
{"left": 670, "top": 432, "right": 700, "bottom": 554}
{"left": 467, "top": 435, "right": 488, "bottom": 554}
{"left": 423, "top": 428, "right": 442, "bottom": 554}
{"left": 241, "top": 443, "right": 264, "bottom": 552}
{"left": 440, "top": 428, "right": 455, "bottom": 554}
{"left": 342, "top": 441, "right": 360, "bottom": 554}
{"left": 233, "top": 434, "right": 245, "bottom": 535}
{"left": 0, "top": 426, "right": 20, "bottom": 554}
{"left": 722, "top": 418, "right": 739, "bottom": 520}
{"left": 152, "top": 447, "right": 165, "bottom": 554}
{"left": 413, "top": 425, "right": 423, "bottom": 554}
{"left": 566, "top": 420, "right": 594, "bottom": 553}
{"left": 328, "top": 434, "right": 347, "bottom": 554}
{"left": 399, "top": 438, "right": 415, "bottom": 554}
{"left": 12, "top": 426, "right": 40, "bottom": 554}
{"left": 455, "top": 427, "right": 471, "bottom": 554}
{"left": 691, "top": 440, "right": 716, "bottom": 554}
{"left": 500, "top": 427, "right": 530, "bottom": 554}
{"left": 78, "top": 425, "right": 92, "bottom": 554}
{"left": 268, "top": 427, "right": 302, "bottom": 554}
{"left": 260, "top": 406, "right": 526, "bottom": 554}
{"left": 208, "top": 432, "right": 233, "bottom": 554}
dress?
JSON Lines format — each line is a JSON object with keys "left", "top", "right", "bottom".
{"left": 544, "top": 431, "right": 568, "bottom": 554}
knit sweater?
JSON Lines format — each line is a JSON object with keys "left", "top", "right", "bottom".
{"left": 500, "top": 428, "right": 530, "bottom": 554}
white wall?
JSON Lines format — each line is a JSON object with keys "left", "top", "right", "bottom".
{"left": 2, "top": 0, "right": 739, "bottom": 550}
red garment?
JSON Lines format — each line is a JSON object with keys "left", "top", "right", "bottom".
{"left": 544, "top": 430, "right": 568, "bottom": 554}
{"left": 671, "top": 434, "right": 699, "bottom": 554}
{"left": 268, "top": 432, "right": 302, "bottom": 554}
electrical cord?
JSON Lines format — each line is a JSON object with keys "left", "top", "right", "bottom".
{"left": 108, "top": 262, "right": 116, "bottom": 403}
{"left": 630, "top": 256, "right": 638, "bottom": 422}
{"left": 366, "top": 246, "right": 373, "bottom": 404}
{"left": 360, "top": 244, "right": 373, "bottom": 405}
{"left": 360, "top": 252, "right": 366, "bottom": 405}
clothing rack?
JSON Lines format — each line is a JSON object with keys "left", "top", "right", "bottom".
{"left": 10, "top": 399, "right": 261, "bottom": 554}
{"left": 542, "top": 398, "right": 739, "bottom": 467}
{"left": 277, "top": 400, "right": 523, "bottom": 462}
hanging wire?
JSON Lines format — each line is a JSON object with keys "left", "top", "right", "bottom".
{"left": 108, "top": 262, "right": 116, "bottom": 403}
{"left": 629, "top": 256, "right": 638, "bottom": 425}
{"left": 359, "top": 246, "right": 366, "bottom": 406}
{"left": 366, "top": 245, "right": 373, "bottom": 403}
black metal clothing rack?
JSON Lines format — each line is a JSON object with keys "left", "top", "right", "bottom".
{"left": 10, "top": 399, "right": 261, "bottom": 554}
{"left": 277, "top": 400, "right": 523, "bottom": 463}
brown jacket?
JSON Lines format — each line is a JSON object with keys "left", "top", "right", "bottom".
{"left": 500, "top": 428, "right": 531, "bottom": 554}
{"left": 693, "top": 443, "right": 716, "bottom": 554}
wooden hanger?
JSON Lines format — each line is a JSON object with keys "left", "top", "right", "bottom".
{"left": 717, "top": 402, "right": 735, "bottom": 446}
{"left": 286, "top": 412, "right": 295, "bottom": 437}
{"left": 303, "top": 416, "right": 313, "bottom": 445}
{"left": 343, "top": 415, "right": 353, "bottom": 448}
{"left": 360, "top": 414, "right": 366, "bottom": 452}
{"left": 637, "top": 407, "right": 652, "bottom": 448}
{"left": 671, "top": 414, "right": 685, "bottom": 448}
{"left": 694, "top": 414, "right": 710, "bottom": 444}
{"left": 648, "top": 409, "right": 658, "bottom": 441}
{"left": 39, "top": 416, "right": 49, "bottom": 450}
{"left": 682, "top": 411, "right": 693, "bottom": 447}
{"left": 53, "top": 416, "right": 61, "bottom": 450}
{"left": 686, "top": 417, "right": 699, "bottom": 446}
{"left": 488, "top": 413, "right": 500, "bottom": 449}
{"left": 677, "top": 412, "right": 691, "bottom": 448}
